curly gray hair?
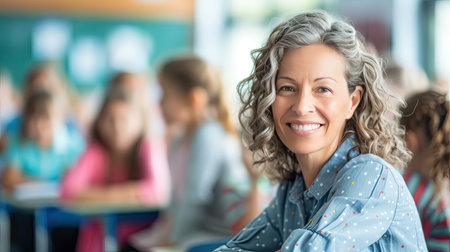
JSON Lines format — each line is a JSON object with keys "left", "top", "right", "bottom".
{"left": 238, "top": 10, "right": 412, "bottom": 181}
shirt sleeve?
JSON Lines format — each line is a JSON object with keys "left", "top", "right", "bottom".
{"left": 282, "top": 157, "right": 400, "bottom": 251}
{"left": 214, "top": 183, "right": 289, "bottom": 252}
{"left": 137, "top": 139, "right": 171, "bottom": 205}
{"left": 60, "top": 142, "right": 106, "bottom": 201}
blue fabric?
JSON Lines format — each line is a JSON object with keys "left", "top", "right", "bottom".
{"left": 4, "top": 124, "right": 85, "bottom": 181}
{"left": 215, "top": 136, "right": 427, "bottom": 251}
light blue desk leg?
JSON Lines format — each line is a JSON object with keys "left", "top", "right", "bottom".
{"left": 0, "top": 205, "right": 10, "bottom": 252}
{"left": 104, "top": 214, "right": 118, "bottom": 252}
{"left": 35, "top": 208, "right": 48, "bottom": 252}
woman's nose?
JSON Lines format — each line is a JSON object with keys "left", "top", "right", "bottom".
{"left": 291, "top": 88, "right": 315, "bottom": 115}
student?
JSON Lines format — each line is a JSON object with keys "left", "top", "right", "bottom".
{"left": 107, "top": 72, "right": 149, "bottom": 109}
{"left": 401, "top": 90, "right": 450, "bottom": 252}
{"left": 0, "top": 63, "right": 79, "bottom": 154}
{"left": 129, "top": 56, "right": 255, "bottom": 250}
{"left": 1, "top": 89, "right": 85, "bottom": 252}
{"left": 106, "top": 72, "right": 165, "bottom": 139}
{"left": 1, "top": 89, "right": 85, "bottom": 190}
{"left": 60, "top": 88, "right": 170, "bottom": 252}
{"left": 215, "top": 10, "right": 426, "bottom": 251}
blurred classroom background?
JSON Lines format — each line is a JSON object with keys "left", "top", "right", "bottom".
{"left": 1, "top": 0, "right": 449, "bottom": 122}
{"left": 0, "top": 0, "right": 449, "bottom": 252}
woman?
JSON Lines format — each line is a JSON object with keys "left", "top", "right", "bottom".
{"left": 216, "top": 10, "right": 426, "bottom": 251}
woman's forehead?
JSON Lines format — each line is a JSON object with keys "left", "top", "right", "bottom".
{"left": 278, "top": 45, "right": 346, "bottom": 79}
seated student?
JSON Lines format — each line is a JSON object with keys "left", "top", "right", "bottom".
{"left": 107, "top": 72, "right": 149, "bottom": 108}
{"left": 106, "top": 72, "right": 165, "bottom": 140}
{"left": 215, "top": 10, "right": 426, "bottom": 251}
{"left": 401, "top": 90, "right": 450, "bottom": 252}
{"left": 0, "top": 63, "right": 79, "bottom": 154}
{"left": 60, "top": 88, "right": 170, "bottom": 252}
{"left": 128, "top": 56, "right": 258, "bottom": 250}
{"left": 1, "top": 89, "right": 85, "bottom": 191}
{"left": 1, "top": 89, "right": 85, "bottom": 252}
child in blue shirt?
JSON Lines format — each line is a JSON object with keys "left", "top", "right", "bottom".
{"left": 1, "top": 89, "right": 85, "bottom": 190}
{"left": 216, "top": 10, "right": 426, "bottom": 251}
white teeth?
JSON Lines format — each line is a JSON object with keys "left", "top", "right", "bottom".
{"left": 290, "top": 123, "right": 320, "bottom": 131}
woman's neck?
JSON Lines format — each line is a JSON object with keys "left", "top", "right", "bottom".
{"left": 296, "top": 154, "right": 327, "bottom": 189}
{"left": 296, "top": 135, "right": 343, "bottom": 189}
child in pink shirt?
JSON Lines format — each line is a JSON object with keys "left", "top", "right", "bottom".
{"left": 61, "top": 88, "right": 170, "bottom": 252}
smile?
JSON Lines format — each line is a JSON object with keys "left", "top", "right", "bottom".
{"left": 287, "top": 122, "right": 323, "bottom": 135}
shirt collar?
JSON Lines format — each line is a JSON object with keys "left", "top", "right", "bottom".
{"left": 289, "top": 135, "right": 360, "bottom": 202}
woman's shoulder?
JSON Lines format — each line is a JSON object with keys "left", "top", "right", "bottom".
{"left": 335, "top": 153, "right": 406, "bottom": 194}
{"left": 344, "top": 153, "right": 401, "bottom": 175}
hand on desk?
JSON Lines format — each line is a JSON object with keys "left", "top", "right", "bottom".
{"left": 1, "top": 166, "right": 32, "bottom": 192}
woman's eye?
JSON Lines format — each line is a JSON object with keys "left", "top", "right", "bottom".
{"left": 278, "top": 86, "right": 295, "bottom": 92}
{"left": 317, "top": 87, "right": 332, "bottom": 93}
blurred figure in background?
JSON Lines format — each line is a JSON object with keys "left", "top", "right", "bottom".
{"left": 401, "top": 90, "right": 450, "bottom": 252}
{"left": 61, "top": 85, "right": 170, "bottom": 252}
{"left": 1, "top": 89, "right": 85, "bottom": 252}
{"left": 0, "top": 63, "right": 81, "bottom": 154}
{"left": 106, "top": 72, "right": 165, "bottom": 140}
{"left": 129, "top": 55, "right": 259, "bottom": 250}
{"left": 384, "top": 63, "right": 429, "bottom": 100}
{"left": 433, "top": 77, "right": 450, "bottom": 95}
{"left": 108, "top": 72, "right": 149, "bottom": 111}
{"left": 0, "top": 69, "right": 20, "bottom": 156}
{"left": 1, "top": 89, "right": 85, "bottom": 191}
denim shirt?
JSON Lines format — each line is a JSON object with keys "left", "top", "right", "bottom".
{"left": 215, "top": 136, "right": 427, "bottom": 251}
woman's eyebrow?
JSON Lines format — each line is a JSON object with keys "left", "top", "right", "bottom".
{"left": 314, "top": 77, "right": 337, "bottom": 83}
{"left": 276, "top": 76, "right": 296, "bottom": 82}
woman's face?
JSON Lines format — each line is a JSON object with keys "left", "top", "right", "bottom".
{"left": 272, "top": 44, "right": 362, "bottom": 160}
{"left": 98, "top": 100, "right": 143, "bottom": 153}
{"left": 159, "top": 79, "right": 192, "bottom": 127}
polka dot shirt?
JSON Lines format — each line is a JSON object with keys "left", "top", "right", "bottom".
{"left": 215, "top": 136, "right": 427, "bottom": 251}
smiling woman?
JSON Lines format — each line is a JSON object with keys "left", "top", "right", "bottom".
{"left": 272, "top": 44, "right": 363, "bottom": 188}
{"left": 215, "top": 10, "right": 427, "bottom": 252}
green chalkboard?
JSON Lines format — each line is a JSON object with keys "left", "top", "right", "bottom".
{"left": 0, "top": 14, "right": 192, "bottom": 92}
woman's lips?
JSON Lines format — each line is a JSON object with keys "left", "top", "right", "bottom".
{"left": 287, "top": 122, "right": 323, "bottom": 135}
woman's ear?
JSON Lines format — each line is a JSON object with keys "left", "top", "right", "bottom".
{"left": 189, "top": 87, "right": 209, "bottom": 109}
{"left": 346, "top": 86, "right": 363, "bottom": 119}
